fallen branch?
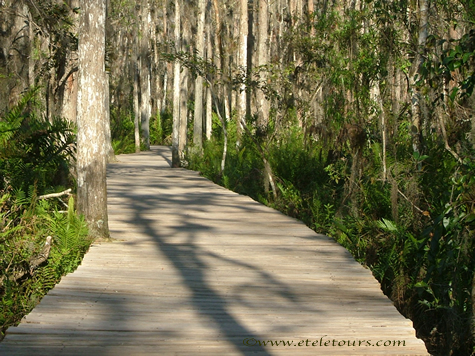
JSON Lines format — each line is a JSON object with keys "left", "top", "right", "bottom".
{"left": 397, "top": 189, "right": 426, "bottom": 215}
{"left": 38, "top": 189, "right": 71, "bottom": 200}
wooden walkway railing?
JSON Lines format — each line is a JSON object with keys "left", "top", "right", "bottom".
{"left": 0, "top": 146, "right": 428, "bottom": 355}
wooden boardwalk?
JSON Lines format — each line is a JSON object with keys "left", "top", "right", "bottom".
{"left": 0, "top": 146, "right": 428, "bottom": 355}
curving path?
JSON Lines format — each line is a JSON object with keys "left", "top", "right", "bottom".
{"left": 0, "top": 146, "right": 428, "bottom": 355}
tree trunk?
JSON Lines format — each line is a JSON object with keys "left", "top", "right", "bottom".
{"left": 179, "top": 65, "right": 189, "bottom": 160}
{"left": 256, "top": 0, "right": 270, "bottom": 132}
{"left": 59, "top": 0, "right": 79, "bottom": 124}
{"left": 179, "top": 10, "right": 190, "bottom": 161}
{"left": 172, "top": 0, "right": 181, "bottom": 167}
{"left": 161, "top": 1, "right": 169, "bottom": 115}
{"left": 104, "top": 71, "right": 116, "bottom": 162}
{"left": 410, "top": 0, "right": 429, "bottom": 159}
{"left": 193, "top": 0, "right": 206, "bottom": 151}
{"left": 76, "top": 0, "right": 109, "bottom": 239}
{"left": 133, "top": 52, "right": 140, "bottom": 152}
{"left": 237, "top": 0, "right": 248, "bottom": 144}
{"left": 205, "top": 20, "right": 213, "bottom": 140}
{"left": 140, "top": 0, "right": 151, "bottom": 150}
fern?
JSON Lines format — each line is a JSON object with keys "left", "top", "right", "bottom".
{"left": 0, "top": 90, "right": 88, "bottom": 337}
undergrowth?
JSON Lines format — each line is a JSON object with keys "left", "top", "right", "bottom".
{"left": 110, "top": 107, "right": 173, "bottom": 154}
{"left": 187, "top": 124, "right": 475, "bottom": 355}
{"left": 0, "top": 89, "right": 91, "bottom": 341}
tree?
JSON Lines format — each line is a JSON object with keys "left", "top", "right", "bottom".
{"left": 139, "top": 0, "right": 152, "bottom": 150}
{"left": 76, "top": 0, "right": 109, "bottom": 239}
{"left": 172, "top": 0, "right": 182, "bottom": 167}
{"left": 236, "top": 0, "right": 248, "bottom": 144}
{"left": 256, "top": 0, "right": 270, "bottom": 131}
{"left": 193, "top": 0, "right": 207, "bottom": 151}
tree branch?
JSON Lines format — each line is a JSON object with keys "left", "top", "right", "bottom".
{"left": 38, "top": 189, "right": 71, "bottom": 200}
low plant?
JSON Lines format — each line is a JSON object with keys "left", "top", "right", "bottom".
{"left": 0, "top": 89, "right": 91, "bottom": 341}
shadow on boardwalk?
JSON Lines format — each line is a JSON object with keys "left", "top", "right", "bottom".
{"left": 0, "top": 146, "right": 428, "bottom": 355}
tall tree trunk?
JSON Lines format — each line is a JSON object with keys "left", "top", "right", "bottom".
{"left": 0, "top": 1, "right": 31, "bottom": 111}
{"left": 104, "top": 71, "right": 116, "bottom": 162}
{"left": 133, "top": 46, "right": 140, "bottom": 152}
{"left": 237, "top": 0, "right": 248, "bottom": 145}
{"left": 179, "top": 66, "right": 189, "bottom": 160}
{"left": 205, "top": 20, "right": 213, "bottom": 140}
{"left": 140, "top": 0, "right": 152, "bottom": 150}
{"left": 256, "top": 0, "right": 270, "bottom": 132}
{"left": 76, "top": 0, "right": 109, "bottom": 239}
{"left": 59, "top": 0, "right": 79, "bottom": 124}
{"left": 172, "top": 0, "right": 181, "bottom": 167}
{"left": 193, "top": 0, "right": 206, "bottom": 150}
{"left": 410, "top": 0, "right": 429, "bottom": 158}
{"left": 160, "top": 2, "right": 169, "bottom": 116}
{"left": 179, "top": 9, "right": 190, "bottom": 160}
{"left": 104, "top": 0, "right": 116, "bottom": 162}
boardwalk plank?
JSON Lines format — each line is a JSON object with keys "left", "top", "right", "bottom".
{"left": 0, "top": 146, "right": 428, "bottom": 355}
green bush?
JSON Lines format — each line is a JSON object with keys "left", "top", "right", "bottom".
{"left": 0, "top": 89, "right": 91, "bottom": 341}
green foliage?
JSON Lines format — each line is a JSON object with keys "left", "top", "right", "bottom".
{"left": 44, "top": 197, "right": 90, "bottom": 275}
{"left": 418, "top": 30, "right": 475, "bottom": 102}
{"left": 110, "top": 106, "right": 173, "bottom": 154}
{"left": 0, "top": 90, "right": 90, "bottom": 340}
{"left": 0, "top": 194, "right": 90, "bottom": 338}
{"left": 0, "top": 88, "right": 75, "bottom": 194}
{"left": 110, "top": 107, "right": 136, "bottom": 154}
{"left": 187, "top": 3, "right": 475, "bottom": 354}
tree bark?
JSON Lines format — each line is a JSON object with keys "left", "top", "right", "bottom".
{"left": 104, "top": 71, "right": 117, "bottom": 162}
{"left": 179, "top": 10, "right": 190, "bottom": 161}
{"left": 140, "top": 0, "right": 152, "bottom": 150}
{"left": 256, "top": 0, "right": 270, "bottom": 132}
{"left": 410, "top": 0, "right": 429, "bottom": 159}
{"left": 237, "top": 0, "right": 248, "bottom": 144}
{"left": 172, "top": 0, "right": 181, "bottom": 167}
{"left": 59, "top": 0, "right": 79, "bottom": 124}
{"left": 76, "top": 0, "right": 109, "bottom": 239}
{"left": 133, "top": 6, "right": 141, "bottom": 153}
{"left": 205, "top": 19, "right": 213, "bottom": 140}
{"left": 133, "top": 60, "right": 141, "bottom": 153}
{"left": 193, "top": 0, "right": 206, "bottom": 151}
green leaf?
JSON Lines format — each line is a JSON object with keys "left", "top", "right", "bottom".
{"left": 462, "top": 52, "right": 472, "bottom": 63}
{"left": 376, "top": 218, "right": 398, "bottom": 232}
{"left": 449, "top": 87, "right": 459, "bottom": 102}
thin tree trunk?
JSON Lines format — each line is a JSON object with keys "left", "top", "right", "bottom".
{"left": 179, "top": 66, "right": 189, "bottom": 160}
{"left": 410, "top": 0, "right": 429, "bottom": 158}
{"left": 58, "top": 0, "right": 79, "bottom": 124}
{"left": 193, "top": 0, "right": 206, "bottom": 150}
{"left": 237, "top": 0, "right": 248, "bottom": 145}
{"left": 206, "top": 86, "right": 212, "bottom": 140}
{"left": 160, "top": 2, "right": 169, "bottom": 115}
{"left": 256, "top": 0, "right": 270, "bottom": 132}
{"left": 179, "top": 12, "right": 190, "bottom": 160}
{"left": 104, "top": 71, "right": 117, "bottom": 162}
{"left": 205, "top": 21, "right": 213, "bottom": 140}
{"left": 172, "top": 0, "right": 181, "bottom": 167}
{"left": 161, "top": 65, "right": 169, "bottom": 115}
{"left": 140, "top": 0, "right": 152, "bottom": 150}
{"left": 76, "top": 0, "right": 109, "bottom": 239}
{"left": 133, "top": 57, "right": 140, "bottom": 152}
